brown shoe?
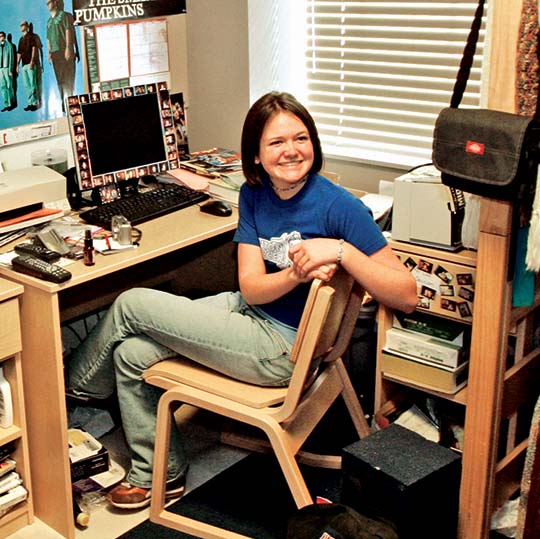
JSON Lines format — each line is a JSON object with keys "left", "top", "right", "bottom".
{"left": 108, "top": 475, "right": 186, "bottom": 509}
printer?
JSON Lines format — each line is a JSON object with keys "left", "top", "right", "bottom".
{"left": 391, "top": 166, "right": 465, "bottom": 251}
{"left": 0, "top": 166, "right": 68, "bottom": 231}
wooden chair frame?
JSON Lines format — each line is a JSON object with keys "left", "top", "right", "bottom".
{"left": 143, "top": 270, "right": 371, "bottom": 538}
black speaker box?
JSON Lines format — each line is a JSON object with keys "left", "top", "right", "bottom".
{"left": 63, "top": 167, "right": 82, "bottom": 210}
{"left": 341, "top": 424, "right": 461, "bottom": 539}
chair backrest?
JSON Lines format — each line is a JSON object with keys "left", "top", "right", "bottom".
{"left": 282, "top": 269, "right": 365, "bottom": 417}
{"left": 321, "top": 170, "right": 341, "bottom": 184}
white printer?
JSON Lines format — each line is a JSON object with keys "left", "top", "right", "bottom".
{"left": 0, "top": 166, "right": 68, "bottom": 231}
{"left": 391, "top": 166, "right": 465, "bottom": 251}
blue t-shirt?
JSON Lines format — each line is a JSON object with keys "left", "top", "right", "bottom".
{"left": 233, "top": 173, "right": 387, "bottom": 328}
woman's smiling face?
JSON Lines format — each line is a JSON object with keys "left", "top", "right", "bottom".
{"left": 256, "top": 110, "right": 314, "bottom": 189}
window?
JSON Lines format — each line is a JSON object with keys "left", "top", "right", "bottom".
{"left": 306, "top": 1, "right": 489, "bottom": 167}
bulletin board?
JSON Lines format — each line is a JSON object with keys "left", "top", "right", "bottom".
{"left": 84, "top": 19, "right": 171, "bottom": 92}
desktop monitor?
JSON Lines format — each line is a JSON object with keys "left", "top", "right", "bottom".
{"left": 67, "top": 82, "right": 179, "bottom": 202}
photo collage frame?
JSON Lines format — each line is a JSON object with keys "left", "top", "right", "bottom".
{"left": 401, "top": 254, "right": 475, "bottom": 321}
{"left": 66, "top": 82, "right": 181, "bottom": 192}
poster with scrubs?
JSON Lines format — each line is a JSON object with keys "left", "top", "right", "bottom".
{"left": 0, "top": 0, "right": 84, "bottom": 130}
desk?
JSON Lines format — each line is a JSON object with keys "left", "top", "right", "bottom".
{"left": 0, "top": 205, "right": 238, "bottom": 539}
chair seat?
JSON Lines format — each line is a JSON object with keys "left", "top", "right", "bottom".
{"left": 143, "top": 358, "right": 289, "bottom": 409}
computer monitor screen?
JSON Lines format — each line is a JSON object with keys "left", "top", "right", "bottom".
{"left": 67, "top": 83, "right": 179, "bottom": 195}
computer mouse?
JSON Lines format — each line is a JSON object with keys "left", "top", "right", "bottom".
{"left": 200, "top": 200, "right": 233, "bottom": 217}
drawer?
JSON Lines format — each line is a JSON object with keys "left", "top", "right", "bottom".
{"left": 394, "top": 250, "right": 476, "bottom": 322}
{"left": 0, "top": 299, "right": 22, "bottom": 359}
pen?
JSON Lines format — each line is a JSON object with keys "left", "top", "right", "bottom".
{"left": 104, "top": 234, "right": 112, "bottom": 250}
{"left": 180, "top": 163, "right": 220, "bottom": 179}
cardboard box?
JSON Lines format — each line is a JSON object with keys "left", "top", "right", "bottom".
{"left": 381, "top": 350, "right": 468, "bottom": 394}
{"left": 68, "top": 429, "right": 109, "bottom": 482}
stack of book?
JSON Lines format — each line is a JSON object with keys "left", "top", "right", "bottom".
{"left": 381, "top": 312, "right": 470, "bottom": 394}
{"left": 0, "top": 445, "right": 28, "bottom": 518}
{"left": 180, "top": 147, "right": 245, "bottom": 206}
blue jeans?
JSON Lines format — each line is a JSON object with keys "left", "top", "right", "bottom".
{"left": 66, "top": 288, "right": 296, "bottom": 489}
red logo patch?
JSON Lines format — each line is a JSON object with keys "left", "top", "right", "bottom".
{"left": 466, "top": 140, "right": 485, "bottom": 155}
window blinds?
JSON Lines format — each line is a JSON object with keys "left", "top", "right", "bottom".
{"left": 306, "top": 1, "right": 488, "bottom": 167}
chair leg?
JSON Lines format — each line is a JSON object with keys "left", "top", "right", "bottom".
{"left": 149, "top": 389, "right": 175, "bottom": 520}
{"left": 219, "top": 416, "right": 315, "bottom": 507}
{"left": 263, "top": 422, "right": 314, "bottom": 508}
{"left": 335, "top": 358, "right": 371, "bottom": 438}
{"left": 221, "top": 429, "right": 343, "bottom": 469}
{"left": 150, "top": 390, "right": 253, "bottom": 539}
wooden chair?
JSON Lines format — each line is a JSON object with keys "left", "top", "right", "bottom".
{"left": 321, "top": 170, "right": 341, "bottom": 184}
{"left": 143, "top": 269, "right": 371, "bottom": 538}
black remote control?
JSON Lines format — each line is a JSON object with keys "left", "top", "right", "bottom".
{"left": 11, "top": 255, "right": 72, "bottom": 283}
{"left": 14, "top": 242, "right": 61, "bottom": 262}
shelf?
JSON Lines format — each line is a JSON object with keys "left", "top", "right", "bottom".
{"left": 388, "top": 239, "right": 478, "bottom": 268}
{"left": 0, "top": 426, "right": 23, "bottom": 447}
{"left": 382, "top": 374, "right": 468, "bottom": 405}
{"left": 0, "top": 281, "right": 32, "bottom": 537}
{"left": 0, "top": 503, "right": 31, "bottom": 539}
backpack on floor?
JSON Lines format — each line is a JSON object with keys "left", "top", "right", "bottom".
{"left": 287, "top": 503, "right": 399, "bottom": 539}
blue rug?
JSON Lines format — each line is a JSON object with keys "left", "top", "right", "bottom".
{"left": 119, "top": 453, "right": 342, "bottom": 539}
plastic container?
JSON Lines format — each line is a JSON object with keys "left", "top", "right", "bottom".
{"left": 0, "top": 368, "right": 13, "bottom": 428}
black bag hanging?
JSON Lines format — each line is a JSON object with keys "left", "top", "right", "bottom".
{"left": 432, "top": 0, "right": 540, "bottom": 201}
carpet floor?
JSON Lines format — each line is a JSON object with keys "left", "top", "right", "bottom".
{"left": 118, "top": 452, "right": 342, "bottom": 539}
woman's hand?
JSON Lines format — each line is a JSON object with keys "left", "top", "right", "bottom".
{"left": 290, "top": 239, "right": 417, "bottom": 313}
{"left": 290, "top": 261, "right": 338, "bottom": 283}
{"left": 289, "top": 238, "right": 340, "bottom": 277}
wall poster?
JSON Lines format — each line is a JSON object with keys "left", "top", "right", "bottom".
{"left": 72, "top": 0, "right": 186, "bottom": 26}
{"left": 0, "top": 0, "right": 84, "bottom": 132}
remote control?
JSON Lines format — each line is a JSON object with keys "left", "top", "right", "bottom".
{"left": 14, "top": 242, "right": 61, "bottom": 262}
{"left": 11, "top": 255, "right": 72, "bottom": 283}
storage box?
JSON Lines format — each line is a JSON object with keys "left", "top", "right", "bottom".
{"left": 342, "top": 424, "right": 461, "bottom": 539}
{"left": 68, "top": 429, "right": 110, "bottom": 482}
{"left": 385, "top": 327, "right": 466, "bottom": 368}
{"left": 393, "top": 311, "right": 468, "bottom": 344}
{"left": 381, "top": 350, "right": 468, "bottom": 394}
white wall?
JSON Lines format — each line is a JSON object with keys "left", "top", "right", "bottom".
{"left": 184, "top": 0, "right": 250, "bottom": 152}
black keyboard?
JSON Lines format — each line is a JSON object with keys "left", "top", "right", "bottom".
{"left": 79, "top": 183, "right": 210, "bottom": 229}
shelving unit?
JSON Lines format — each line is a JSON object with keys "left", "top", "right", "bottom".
{"left": 0, "top": 279, "right": 33, "bottom": 538}
{"left": 375, "top": 233, "right": 540, "bottom": 539}
{"left": 376, "top": 3, "right": 540, "bottom": 537}
{"left": 375, "top": 240, "right": 476, "bottom": 412}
